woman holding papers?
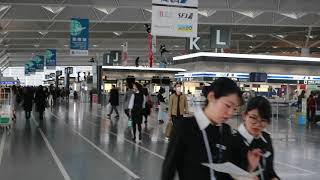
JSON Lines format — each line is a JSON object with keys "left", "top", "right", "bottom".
{"left": 161, "top": 77, "right": 261, "bottom": 180}
{"left": 231, "top": 96, "right": 280, "bottom": 180}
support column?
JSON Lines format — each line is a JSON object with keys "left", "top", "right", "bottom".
{"left": 301, "top": 48, "right": 310, "bottom": 57}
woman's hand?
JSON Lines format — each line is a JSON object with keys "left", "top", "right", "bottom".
{"left": 247, "top": 148, "right": 262, "bottom": 172}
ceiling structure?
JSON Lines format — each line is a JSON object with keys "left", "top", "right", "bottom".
{"left": 1, "top": 0, "right": 320, "bottom": 70}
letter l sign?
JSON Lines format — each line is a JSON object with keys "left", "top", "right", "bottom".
{"left": 216, "top": 30, "right": 226, "bottom": 45}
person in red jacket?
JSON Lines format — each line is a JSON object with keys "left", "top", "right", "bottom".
{"left": 307, "top": 94, "right": 316, "bottom": 122}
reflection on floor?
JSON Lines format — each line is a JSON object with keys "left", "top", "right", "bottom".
{"left": 0, "top": 100, "right": 319, "bottom": 180}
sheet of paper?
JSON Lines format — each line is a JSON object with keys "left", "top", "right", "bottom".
{"left": 202, "top": 162, "right": 260, "bottom": 179}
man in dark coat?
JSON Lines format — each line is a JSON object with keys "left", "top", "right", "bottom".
{"left": 23, "top": 87, "right": 33, "bottom": 119}
{"left": 35, "top": 86, "right": 47, "bottom": 120}
{"left": 107, "top": 85, "right": 119, "bottom": 118}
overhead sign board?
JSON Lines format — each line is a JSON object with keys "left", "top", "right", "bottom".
{"left": 34, "top": 55, "right": 44, "bottom": 71}
{"left": 210, "top": 26, "right": 231, "bottom": 48}
{"left": 151, "top": 0, "right": 198, "bottom": 37}
{"left": 45, "top": 49, "right": 56, "bottom": 68}
{"left": 70, "top": 18, "right": 89, "bottom": 56}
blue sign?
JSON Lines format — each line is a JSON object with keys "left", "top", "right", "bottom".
{"left": 45, "top": 49, "right": 56, "bottom": 68}
{"left": 28, "top": 60, "right": 36, "bottom": 74}
{"left": 70, "top": 18, "right": 89, "bottom": 56}
{"left": 0, "top": 81, "right": 17, "bottom": 85}
{"left": 34, "top": 55, "right": 44, "bottom": 71}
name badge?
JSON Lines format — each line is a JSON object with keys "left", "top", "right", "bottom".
{"left": 216, "top": 144, "right": 226, "bottom": 150}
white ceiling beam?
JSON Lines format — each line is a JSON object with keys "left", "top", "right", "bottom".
{"left": 270, "top": 34, "right": 301, "bottom": 47}
{"left": 305, "top": 27, "right": 312, "bottom": 47}
{"left": 245, "top": 39, "right": 270, "bottom": 53}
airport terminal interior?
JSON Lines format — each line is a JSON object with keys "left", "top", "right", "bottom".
{"left": 1, "top": 0, "right": 320, "bottom": 180}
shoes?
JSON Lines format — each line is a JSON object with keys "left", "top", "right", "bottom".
{"left": 132, "top": 137, "right": 136, "bottom": 142}
{"left": 139, "top": 134, "right": 142, "bottom": 140}
{"left": 159, "top": 120, "right": 164, "bottom": 124}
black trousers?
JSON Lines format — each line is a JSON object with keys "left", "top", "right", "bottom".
{"left": 109, "top": 106, "right": 119, "bottom": 115}
{"left": 307, "top": 109, "right": 315, "bottom": 121}
{"left": 132, "top": 109, "right": 143, "bottom": 138}
{"left": 25, "top": 111, "right": 31, "bottom": 119}
{"left": 171, "top": 115, "right": 183, "bottom": 127}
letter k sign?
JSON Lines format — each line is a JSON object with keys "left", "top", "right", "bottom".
{"left": 216, "top": 30, "right": 226, "bottom": 45}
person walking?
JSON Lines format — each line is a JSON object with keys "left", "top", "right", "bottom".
{"left": 161, "top": 78, "right": 261, "bottom": 180}
{"left": 231, "top": 96, "right": 280, "bottom": 180}
{"left": 157, "top": 87, "right": 166, "bottom": 124}
{"left": 23, "top": 87, "right": 33, "bottom": 119}
{"left": 307, "top": 94, "right": 316, "bottom": 122}
{"left": 168, "top": 82, "right": 189, "bottom": 127}
{"left": 124, "top": 83, "right": 134, "bottom": 118}
{"left": 11, "top": 85, "right": 18, "bottom": 121}
{"left": 143, "top": 87, "right": 152, "bottom": 128}
{"left": 128, "top": 82, "right": 145, "bottom": 142}
{"left": 35, "top": 86, "right": 47, "bottom": 121}
{"left": 107, "top": 85, "right": 120, "bottom": 118}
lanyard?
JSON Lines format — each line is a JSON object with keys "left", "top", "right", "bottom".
{"left": 201, "top": 129, "right": 216, "bottom": 180}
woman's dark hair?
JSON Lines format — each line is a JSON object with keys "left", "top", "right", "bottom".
{"left": 134, "top": 82, "right": 143, "bottom": 92}
{"left": 143, "top": 87, "right": 149, "bottom": 96}
{"left": 127, "top": 83, "right": 133, "bottom": 89}
{"left": 246, "top": 96, "right": 272, "bottom": 123}
{"left": 159, "top": 87, "right": 165, "bottom": 94}
{"left": 205, "top": 77, "right": 243, "bottom": 105}
{"left": 174, "top": 82, "right": 182, "bottom": 87}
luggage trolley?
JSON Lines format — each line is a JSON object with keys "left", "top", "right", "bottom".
{"left": 0, "top": 87, "right": 13, "bottom": 134}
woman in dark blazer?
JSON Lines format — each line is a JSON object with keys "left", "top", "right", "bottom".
{"left": 161, "top": 78, "right": 261, "bottom": 180}
{"left": 23, "top": 87, "right": 34, "bottom": 119}
{"left": 231, "top": 96, "right": 280, "bottom": 180}
{"left": 35, "top": 86, "right": 47, "bottom": 120}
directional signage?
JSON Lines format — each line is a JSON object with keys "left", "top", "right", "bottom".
{"left": 210, "top": 26, "right": 231, "bottom": 48}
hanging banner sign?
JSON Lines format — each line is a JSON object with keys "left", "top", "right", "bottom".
{"left": 122, "top": 42, "right": 128, "bottom": 66}
{"left": 24, "top": 64, "right": 30, "bottom": 76}
{"left": 28, "top": 60, "right": 36, "bottom": 74}
{"left": 45, "top": 49, "right": 56, "bottom": 68}
{"left": 34, "top": 55, "right": 44, "bottom": 71}
{"left": 70, "top": 18, "right": 89, "bottom": 56}
{"left": 151, "top": 0, "right": 198, "bottom": 37}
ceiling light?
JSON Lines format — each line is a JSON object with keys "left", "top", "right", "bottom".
{"left": 245, "top": 34, "right": 256, "bottom": 38}
{"left": 249, "top": 46, "right": 254, "bottom": 49}
{"left": 296, "top": 47, "right": 300, "bottom": 48}
{"left": 276, "top": 34, "right": 287, "bottom": 38}
{"left": 174, "top": 45, "right": 180, "bottom": 48}
{"left": 34, "top": 44, "right": 39, "bottom": 47}
{"left": 113, "top": 32, "right": 121, "bottom": 36}
{"left": 235, "top": 10, "right": 263, "bottom": 18}
{"left": 41, "top": 6, "right": 65, "bottom": 14}
{"left": 198, "top": 10, "right": 216, "bottom": 17}
{"left": 1, "top": 31, "right": 8, "bottom": 35}
{"left": 38, "top": 31, "right": 48, "bottom": 36}
{"left": 4, "top": 44, "right": 8, "bottom": 47}
{"left": 94, "top": 7, "right": 116, "bottom": 15}
{"left": 92, "top": 44, "right": 98, "bottom": 47}
{"left": 272, "top": 46, "right": 278, "bottom": 49}
{"left": 64, "top": 44, "right": 68, "bottom": 47}
{"left": 306, "top": 35, "right": 317, "bottom": 39}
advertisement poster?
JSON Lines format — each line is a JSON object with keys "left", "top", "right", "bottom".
{"left": 151, "top": 0, "right": 198, "bottom": 37}
{"left": 34, "top": 55, "right": 44, "bottom": 71}
{"left": 45, "top": 49, "right": 56, "bottom": 68}
{"left": 70, "top": 18, "right": 89, "bottom": 56}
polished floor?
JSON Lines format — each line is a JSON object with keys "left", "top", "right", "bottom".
{"left": 0, "top": 100, "right": 319, "bottom": 180}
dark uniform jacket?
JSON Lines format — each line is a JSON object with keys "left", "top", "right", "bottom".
{"left": 230, "top": 124, "right": 280, "bottom": 180}
{"left": 161, "top": 108, "right": 234, "bottom": 180}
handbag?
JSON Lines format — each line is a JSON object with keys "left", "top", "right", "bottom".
{"left": 165, "top": 121, "right": 173, "bottom": 138}
{"left": 128, "top": 118, "right": 133, "bottom": 127}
